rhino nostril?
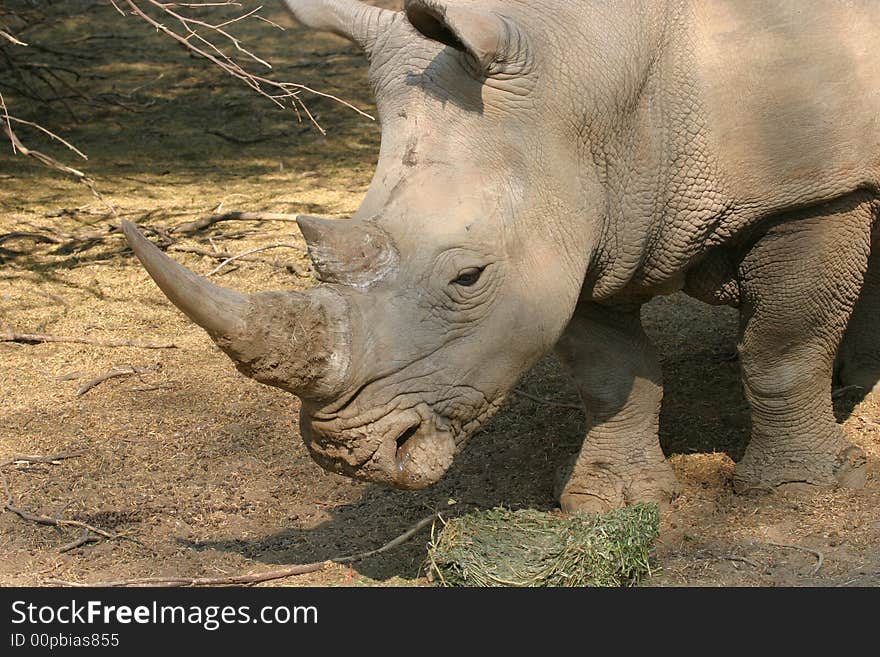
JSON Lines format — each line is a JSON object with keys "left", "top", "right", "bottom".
{"left": 396, "top": 423, "right": 420, "bottom": 451}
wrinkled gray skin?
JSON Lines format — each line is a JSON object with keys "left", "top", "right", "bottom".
{"left": 125, "top": 0, "right": 880, "bottom": 513}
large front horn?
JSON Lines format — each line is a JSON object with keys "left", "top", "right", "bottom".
{"left": 122, "top": 221, "right": 350, "bottom": 400}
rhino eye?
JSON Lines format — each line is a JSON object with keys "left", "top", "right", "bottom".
{"left": 451, "top": 267, "right": 484, "bottom": 287}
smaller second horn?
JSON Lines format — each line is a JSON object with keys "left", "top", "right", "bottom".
{"left": 298, "top": 216, "right": 398, "bottom": 287}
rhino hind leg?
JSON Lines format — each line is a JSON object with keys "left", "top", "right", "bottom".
{"left": 553, "top": 302, "right": 680, "bottom": 514}
{"left": 734, "top": 194, "right": 877, "bottom": 494}
{"left": 836, "top": 231, "right": 880, "bottom": 396}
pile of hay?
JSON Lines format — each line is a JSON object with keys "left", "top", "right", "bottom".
{"left": 427, "top": 503, "right": 660, "bottom": 587}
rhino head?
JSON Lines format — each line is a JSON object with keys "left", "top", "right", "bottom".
{"left": 125, "top": 0, "right": 598, "bottom": 489}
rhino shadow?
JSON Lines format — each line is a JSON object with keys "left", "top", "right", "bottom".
{"left": 179, "top": 294, "right": 766, "bottom": 580}
{"left": 177, "top": 369, "right": 578, "bottom": 581}
{"left": 173, "top": 291, "right": 870, "bottom": 580}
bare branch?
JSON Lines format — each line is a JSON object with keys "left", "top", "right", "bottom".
{"left": 0, "top": 92, "right": 115, "bottom": 213}
{"left": 76, "top": 365, "right": 157, "bottom": 397}
{"left": 172, "top": 211, "right": 303, "bottom": 234}
{"left": 512, "top": 388, "right": 583, "bottom": 412}
{"left": 6, "top": 115, "right": 88, "bottom": 159}
{"left": 1, "top": 331, "right": 178, "bottom": 349}
{"left": 206, "top": 242, "right": 302, "bottom": 276}
{"left": 45, "top": 513, "right": 442, "bottom": 586}
{"left": 119, "top": 0, "right": 374, "bottom": 133}
{"left": 762, "top": 541, "right": 825, "bottom": 577}
{"left": 1, "top": 452, "right": 121, "bottom": 548}
{"left": 0, "top": 28, "right": 27, "bottom": 46}
{"left": 0, "top": 451, "right": 85, "bottom": 470}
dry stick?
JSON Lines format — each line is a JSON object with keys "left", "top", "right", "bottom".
{"left": 59, "top": 529, "right": 99, "bottom": 553}
{"left": 205, "top": 129, "right": 275, "bottom": 145}
{"left": 832, "top": 384, "right": 864, "bottom": 400}
{"left": 0, "top": 231, "right": 65, "bottom": 246}
{"left": 334, "top": 514, "right": 439, "bottom": 565}
{"left": 0, "top": 29, "right": 27, "bottom": 46}
{"left": 46, "top": 513, "right": 441, "bottom": 587}
{"left": 1, "top": 332, "right": 177, "bottom": 349}
{"left": 122, "top": 0, "right": 373, "bottom": 134}
{"left": 512, "top": 389, "right": 583, "bottom": 412}
{"left": 172, "top": 211, "right": 303, "bottom": 234}
{"left": 1, "top": 458, "right": 119, "bottom": 549}
{"left": 0, "top": 93, "right": 114, "bottom": 214}
{"left": 5, "top": 115, "right": 89, "bottom": 159}
{"left": 717, "top": 555, "right": 761, "bottom": 569}
{"left": 76, "top": 365, "right": 155, "bottom": 397}
{"left": 0, "top": 451, "right": 85, "bottom": 469}
{"left": 763, "top": 541, "right": 825, "bottom": 577}
{"left": 3, "top": 493, "right": 118, "bottom": 540}
{"left": 1, "top": 452, "right": 140, "bottom": 554}
{"left": 206, "top": 243, "right": 302, "bottom": 276}
{"left": 168, "top": 244, "right": 308, "bottom": 275}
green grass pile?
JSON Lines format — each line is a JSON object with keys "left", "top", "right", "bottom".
{"left": 427, "top": 503, "right": 660, "bottom": 587}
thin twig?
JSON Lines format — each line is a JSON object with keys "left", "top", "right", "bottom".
{"left": 832, "top": 385, "right": 864, "bottom": 400}
{"left": 168, "top": 244, "right": 309, "bottom": 276}
{"left": 3, "top": 496, "right": 118, "bottom": 540}
{"left": 205, "top": 129, "right": 274, "bottom": 144}
{"left": 0, "top": 92, "right": 114, "bottom": 214}
{"left": 5, "top": 116, "right": 88, "bottom": 159}
{"left": 206, "top": 242, "right": 302, "bottom": 276}
{"left": 1, "top": 331, "right": 177, "bottom": 349}
{"left": 121, "top": 0, "right": 374, "bottom": 133}
{"left": 172, "top": 211, "right": 303, "bottom": 234}
{"left": 46, "top": 512, "right": 443, "bottom": 587}
{"left": 0, "top": 28, "right": 27, "bottom": 46}
{"left": 58, "top": 529, "right": 99, "bottom": 553}
{"left": 1, "top": 453, "right": 121, "bottom": 549}
{"left": 512, "top": 389, "right": 583, "bottom": 412}
{"left": 763, "top": 541, "right": 825, "bottom": 577}
{"left": 717, "top": 555, "right": 761, "bottom": 569}
{"left": 335, "top": 514, "right": 439, "bottom": 564}
{"left": 76, "top": 365, "right": 156, "bottom": 397}
{"left": 0, "top": 451, "right": 85, "bottom": 469}
{"left": 0, "top": 231, "right": 65, "bottom": 246}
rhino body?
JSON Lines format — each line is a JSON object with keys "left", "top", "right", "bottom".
{"left": 125, "top": 0, "right": 880, "bottom": 512}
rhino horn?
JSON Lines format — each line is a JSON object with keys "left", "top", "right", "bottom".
{"left": 281, "top": 0, "right": 396, "bottom": 57}
{"left": 297, "top": 216, "right": 398, "bottom": 287}
{"left": 122, "top": 221, "right": 350, "bottom": 400}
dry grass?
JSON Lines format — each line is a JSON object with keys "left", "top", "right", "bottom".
{"left": 428, "top": 504, "right": 660, "bottom": 587}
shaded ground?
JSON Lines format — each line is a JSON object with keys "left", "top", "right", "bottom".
{"left": 1, "top": 2, "right": 878, "bottom": 587}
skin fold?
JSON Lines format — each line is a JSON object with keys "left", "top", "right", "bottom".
{"left": 128, "top": 0, "right": 880, "bottom": 512}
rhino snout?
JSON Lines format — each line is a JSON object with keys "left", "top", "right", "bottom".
{"left": 301, "top": 411, "right": 456, "bottom": 490}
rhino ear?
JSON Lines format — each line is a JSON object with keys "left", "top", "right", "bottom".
{"left": 282, "top": 0, "right": 396, "bottom": 56}
{"left": 403, "top": 0, "right": 527, "bottom": 74}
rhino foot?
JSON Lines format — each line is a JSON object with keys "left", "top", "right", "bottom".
{"left": 555, "top": 453, "right": 680, "bottom": 515}
{"left": 733, "top": 438, "right": 867, "bottom": 495}
{"left": 834, "top": 361, "right": 880, "bottom": 399}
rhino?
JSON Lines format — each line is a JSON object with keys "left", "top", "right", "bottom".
{"left": 123, "top": 0, "right": 880, "bottom": 513}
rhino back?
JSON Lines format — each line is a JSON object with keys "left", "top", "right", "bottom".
{"left": 587, "top": 0, "right": 880, "bottom": 301}
{"left": 692, "top": 0, "right": 880, "bottom": 207}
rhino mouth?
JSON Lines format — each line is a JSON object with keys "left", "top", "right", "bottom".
{"left": 301, "top": 386, "right": 507, "bottom": 490}
{"left": 301, "top": 408, "right": 458, "bottom": 490}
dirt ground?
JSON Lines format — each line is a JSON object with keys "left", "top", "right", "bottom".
{"left": 2, "top": 2, "right": 879, "bottom": 588}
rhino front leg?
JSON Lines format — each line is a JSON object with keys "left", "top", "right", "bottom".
{"left": 734, "top": 195, "right": 875, "bottom": 494}
{"left": 836, "top": 241, "right": 880, "bottom": 396}
{"left": 553, "top": 302, "right": 680, "bottom": 514}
